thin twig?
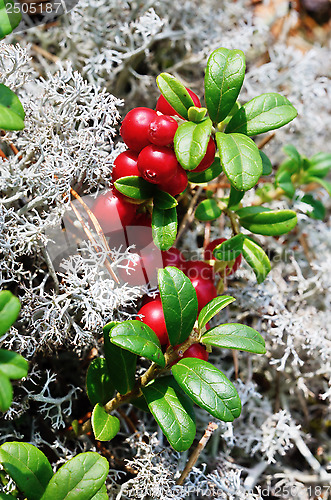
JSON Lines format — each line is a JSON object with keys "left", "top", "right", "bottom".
{"left": 31, "top": 43, "right": 59, "bottom": 63}
{"left": 0, "top": 149, "right": 7, "bottom": 160}
{"left": 175, "top": 187, "right": 203, "bottom": 244}
{"left": 257, "top": 132, "right": 276, "bottom": 149}
{"left": 176, "top": 422, "right": 219, "bottom": 486}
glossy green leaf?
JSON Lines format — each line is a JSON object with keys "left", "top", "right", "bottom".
{"left": 131, "top": 395, "right": 150, "bottom": 413}
{"left": 300, "top": 194, "right": 326, "bottom": 220}
{"left": 306, "top": 152, "right": 331, "bottom": 178}
{"left": 195, "top": 199, "right": 222, "bottom": 221}
{"left": 275, "top": 170, "right": 295, "bottom": 198}
{"left": 213, "top": 234, "right": 244, "bottom": 261}
{"left": 0, "top": 442, "right": 53, "bottom": 500}
{"left": 90, "top": 484, "right": 108, "bottom": 500}
{"left": 40, "top": 452, "right": 109, "bottom": 500}
{"left": 187, "top": 157, "right": 222, "bottom": 184}
{"left": 110, "top": 320, "right": 165, "bottom": 367}
{"left": 198, "top": 296, "right": 235, "bottom": 330}
{"left": 114, "top": 176, "right": 155, "bottom": 200}
{"left": 0, "top": 0, "right": 21, "bottom": 40}
{"left": 216, "top": 132, "right": 262, "bottom": 191}
{"left": 242, "top": 237, "right": 271, "bottom": 283}
{"left": 201, "top": 323, "right": 266, "bottom": 354}
{"left": 91, "top": 404, "right": 120, "bottom": 441}
{"left": 0, "top": 349, "right": 28, "bottom": 379}
{"left": 103, "top": 322, "right": 136, "bottom": 395}
{"left": 204, "top": 48, "right": 245, "bottom": 124}
{"left": 306, "top": 176, "right": 331, "bottom": 196}
{"left": 152, "top": 206, "right": 177, "bottom": 251}
{"left": 174, "top": 118, "right": 213, "bottom": 171}
{"left": 188, "top": 106, "right": 207, "bottom": 123}
{"left": 0, "top": 371, "right": 12, "bottom": 412}
{"left": 260, "top": 150, "right": 272, "bottom": 176}
{"left": 0, "top": 83, "right": 24, "bottom": 130}
{"left": 237, "top": 207, "right": 297, "bottom": 236}
{"left": 172, "top": 358, "right": 241, "bottom": 421}
{"left": 156, "top": 73, "right": 195, "bottom": 120}
{"left": 153, "top": 189, "right": 178, "bottom": 209}
{"left": 0, "top": 290, "right": 21, "bottom": 337}
{"left": 142, "top": 376, "right": 196, "bottom": 452}
{"left": 226, "top": 93, "right": 297, "bottom": 136}
{"left": 228, "top": 186, "right": 245, "bottom": 208}
{"left": 158, "top": 267, "right": 198, "bottom": 346}
{"left": 86, "top": 358, "right": 115, "bottom": 406}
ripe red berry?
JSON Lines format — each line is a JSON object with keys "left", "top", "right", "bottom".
{"left": 191, "top": 138, "right": 216, "bottom": 173}
{"left": 137, "top": 299, "right": 168, "bottom": 345}
{"left": 162, "top": 247, "right": 186, "bottom": 270}
{"left": 190, "top": 275, "right": 217, "bottom": 312}
{"left": 204, "top": 238, "right": 242, "bottom": 276}
{"left": 92, "top": 189, "right": 136, "bottom": 233}
{"left": 184, "top": 260, "right": 214, "bottom": 280}
{"left": 156, "top": 88, "right": 201, "bottom": 118}
{"left": 182, "top": 344, "right": 209, "bottom": 361}
{"left": 148, "top": 115, "right": 178, "bottom": 146}
{"left": 120, "top": 107, "right": 157, "bottom": 152}
{"left": 112, "top": 150, "right": 140, "bottom": 182}
{"left": 157, "top": 163, "right": 188, "bottom": 196}
{"left": 137, "top": 145, "right": 179, "bottom": 185}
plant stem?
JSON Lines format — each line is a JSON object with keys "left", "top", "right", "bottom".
{"left": 224, "top": 208, "right": 240, "bottom": 235}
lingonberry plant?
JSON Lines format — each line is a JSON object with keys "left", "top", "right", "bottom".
{"left": 82, "top": 267, "right": 266, "bottom": 452}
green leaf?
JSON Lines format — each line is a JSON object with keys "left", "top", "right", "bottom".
{"left": 131, "top": 395, "right": 150, "bottom": 413}
{"left": 110, "top": 320, "right": 165, "bottom": 367}
{"left": 306, "top": 176, "right": 331, "bottom": 196}
{"left": 204, "top": 48, "right": 245, "bottom": 124}
{"left": 195, "top": 199, "right": 222, "bottom": 221}
{"left": 300, "top": 194, "right": 326, "bottom": 220}
{"left": 187, "top": 157, "right": 222, "bottom": 184}
{"left": 91, "top": 404, "right": 120, "bottom": 441}
{"left": 198, "top": 296, "right": 235, "bottom": 330}
{"left": 156, "top": 73, "right": 195, "bottom": 120}
{"left": 213, "top": 234, "right": 244, "bottom": 261}
{"left": 216, "top": 132, "right": 262, "bottom": 191}
{"left": 228, "top": 186, "right": 245, "bottom": 208}
{"left": 0, "top": 371, "right": 12, "bottom": 412}
{"left": 260, "top": 150, "right": 272, "bottom": 176}
{"left": 114, "top": 176, "right": 155, "bottom": 200}
{"left": 40, "top": 452, "right": 109, "bottom": 500}
{"left": 142, "top": 377, "right": 196, "bottom": 452}
{"left": 153, "top": 189, "right": 178, "bottom": 209}
{"left": 90, "top": 484, "right": 108, "bottom": 500}
{"left": 158, "top": 267, "right": 198, "bottom": 346}
{"left": 201, "top": 323, "right": 266, "bottom": 354}
{"left": 187, "top": 106, "right": 207, "bottom": 123}
{"left": 103, "top": 322, "right": 136, "bottom": 395}
{"left": 0, "top": 493, "right": 16, "bottom": 499}
{"left": 174, "top": 118, "right": 212, "bottom": 171}
{"left": 242, "top": 237, "right": 271, "bottom": 283}
{"left": 0, "top": 0, "right": 21, "bottom": 40}
{"left": 226, "top": 93, "right": 297, "bottom": 136}
{"left": 0, "top": 442, "right": 53, "bottom": 500}
{"left": 0, "top": 290, "right": 21, "bottom": 337}
{"left": 0, "top": 350, "right": 28, "bottom": 379}
{"left": 152, "top": 206, "right": 177, "bottom": 251}
{"left": 283, "top": 144, "right": 302, "bottom": 168}
{"left": 86, "top": 358, "right": 115, "bottom": 406}
{"left": 0, "top": 84, "right": 24, "bottom": 131}
{"left": 306, "top": 152, "right": 331, "bottom": 178}
{"left": 237, "top": 207, "right": 297, "bottom": 236}
{"left": 172, "top": 358, "right": 241, "bottom": 421}
{"left": 275, "top": 170, "right": 295, "bottom": 198}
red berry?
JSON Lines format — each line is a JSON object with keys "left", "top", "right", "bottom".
{"left": 190, "top": 276, "right": 217, "bottom": 312}
{"left": 184, "top": 260, "right": 214, "bottom": 280}
{"left": 191, "top": 138, "right": 216, "bottom": 173}
{"left": 137, "top": 299, "right": 168, "bottom": 345}
{"left": 148, "top": 115, "right": 178, "bottom": 146}
{"left": 157, "top": 163, "right": 188, "bottom": 196}
{"left": 140, "top": 293, "right": 160, "bottom": 307}
{"left": 162, "top": 247, "right": 186, "bottom": 270}
{"left": 92, "top": 189, "right": 136, "bottom": 233}
{"left": 204, "top": 238, "right": 242, "bottom": 276}
{"left": 156, "top": 88, "right": 201, "bottom": 118}
{"left": 112, "top": 150, "right": 140, "bottom": 182}
{"left": 137, "top": 145, "right": 179, "bottom": 184}
{"left": 120, "top": 107, "right": 157, "bottom": 152}
{"left": 182, "top": 344, "right": 209, "bottom": 361}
